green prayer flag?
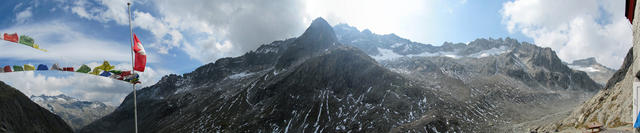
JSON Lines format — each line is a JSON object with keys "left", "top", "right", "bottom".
{"left": 13, "top": 65, "right": 23, "bottom": 71}
{"left": 109, "top": 70, "right": 122, "bottom": 75}
{"left": 76, "top": 64, "right": 91, "bottom": 73}
{"left": 18, "top": 35, "right": 34, "bottom": 47}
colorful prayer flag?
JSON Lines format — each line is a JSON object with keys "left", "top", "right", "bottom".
{"left": 90, "top": 61, "right": 115, "bottom": 75}
{"left": 13, "top": 65, "right": 23, "bottom": 71}
{"left": 37, "top": 64, "right": 48, "bottom": 70}
{"left": 51, "top": 64, "right": 63, "bottom": 71}
{"left": 32, "top": 43, "right": 47, "bottom": 52}
{"left": 63, "top": 67, "right": 74, "bottom": 72}
{"left": 100, "top": 71, "right": 112, "bottom": 77}
{"left": 133, "top": 34, "right": 147, "bottom": 72}
{"left": 109, "top": 70, "right": 122, "bottom": 75}
{"left": 18, "top": 35, "right": 34, "bottom": 47}
{"left": 76, "top": 64, "right": 91, "bottom": 73}
{"left": 3, "top": 66, "right": 11, "bottom": 72}
{"left": 3, "top": 33, "right": 18, "bottom": 43}
{"left": 23, "top": 64, "right": 35, "bottom": 71}
{"left": 124, "top": 72, "right": 139, "bottom": 81}
{"left": 118, "top": 71, "right": 131, "bottom": 80}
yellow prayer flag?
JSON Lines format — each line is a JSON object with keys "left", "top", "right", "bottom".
{"left": 23, "top": 64, "right": 35, "bottom": 71}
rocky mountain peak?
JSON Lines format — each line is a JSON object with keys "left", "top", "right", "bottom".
{"left": 298, "top": 17, "right": 338, "bottom": 45}
{"left": 566, "top": 57, "right": 616, "bottom": 85}
{"left": 276, "top": 17, "right": 341, "bottom": 69}
{"left": 571, "top": 57, "right": 598, "bottom": 66}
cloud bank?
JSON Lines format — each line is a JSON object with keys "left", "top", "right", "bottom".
{"left": 501, "top": 0, "right": 632, "bottom": 68}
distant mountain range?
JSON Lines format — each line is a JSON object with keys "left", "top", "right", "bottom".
{"left": 30, "top": 94, "right": 115, "bottom": 131}
{"left": 0, "top": 81, "right": 72, "bottom": 133}
{"left": 80, "top": 18, "right": 603, "bottom": 132}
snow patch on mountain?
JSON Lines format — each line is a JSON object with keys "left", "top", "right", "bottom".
{"left": 373, "top": 46, "right": 509, "bottom": 61}
{"left": 568, "top": 65, "right": 600, "bottom": 72}
{"left": 390, "top": 43, "right": 404, "bottom": 48}
{"left": 372, "top": 48, "right": 405, "bottom": 60}
{"left": 229, "top": 72, "right": 254, "bottom": 79}
{"left": 468, "top": 46, "right": 509, "bottom": 58}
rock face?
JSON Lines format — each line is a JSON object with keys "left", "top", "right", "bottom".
{"left": 0, "top": 81, "right": 73, "bottom": 133}
{"left": 334, "top": 24, "right": 602, "bottom": 131}
{"left": 30, "top": 94, "right": 115, "bottom": 130}
{"left": 567, "top": 57, "right": 616, "bottom": 85}
{"left": 82, "top": 18, "right": 602, "bottom": 132}
{"left": 534, "top": 49, "right": 633, "bottom": 132}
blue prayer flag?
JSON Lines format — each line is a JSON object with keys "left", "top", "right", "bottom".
{"left": 100, "top": 71, "right": 112, "bottom": 77}
{"left": 36, "top": 64, "right": 48, "bottom": 70}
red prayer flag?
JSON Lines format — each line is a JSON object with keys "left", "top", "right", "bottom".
{"left": 133, "top": 34, "right": 146, "bottom": 72}
{"left": 118, "top": 71, "right": 131, "bottom": 80}
{"left": 3, "top": 33, "right": 18, "bottom": 43}
{"left": 3, "top": 66, "right": 12, "bottom": 72}
{"left": 63, "top": 67, "right": 74, "bottom": 72}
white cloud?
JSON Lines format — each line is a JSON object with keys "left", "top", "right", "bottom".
{"left": 501, "top": 0, "right": 632, "bottom": 68}
{"left": 61, "top": 0, "right": 309, "bottom": 63}
{"left": 0, "top": 71, "right": 127, "bottom": 106}
{"left": 132, "top": 11, "right": 182, "bottom": 55}
{"left": 147, "top": 0, "right": 309, "bottom": 63}
{"left": 15, "top": 7, "right": 33, "bottom": 24}
{"left": 70, "top": 0, "right": 131, "bottom": 25}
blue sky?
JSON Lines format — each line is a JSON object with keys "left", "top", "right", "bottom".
{"left": 0, "top": 0, "right": 630, "bottom": 105}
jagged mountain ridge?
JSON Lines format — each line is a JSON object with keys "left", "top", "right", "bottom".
{"left": 30, "top": 94, "right": 115, "bottom": 130}
{"left": 334, "top": 24, "right": 601, "bottom": 92}
{"left": 567, "top": 57, "right": 616, "bottom": 85}
{"left": 334, "top": 24, "right": 602, "bottom": 132}
{"left": 0, "top": 81, "right": 73, "bottom": 133}
{"left": 81, "top": 17, "right": 489, "bottom": 132}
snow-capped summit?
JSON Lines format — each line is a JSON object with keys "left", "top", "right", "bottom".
{"left": 567, "top": 57, "right": 616, "bottom": 85}
{"left": 30, "top": 94, "right": 115, "bottom": 131}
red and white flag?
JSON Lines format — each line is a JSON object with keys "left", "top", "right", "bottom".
{"left": 133, "top": 34, "right": 146, "bottom": 72}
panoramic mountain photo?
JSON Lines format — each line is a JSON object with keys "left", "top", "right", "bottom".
{"left": 0, "top": 0, "right": 637, "bottom": 132}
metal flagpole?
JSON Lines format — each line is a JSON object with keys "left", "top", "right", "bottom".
{"left": 126, "top": 2, "right": 139, "bottom": 133}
